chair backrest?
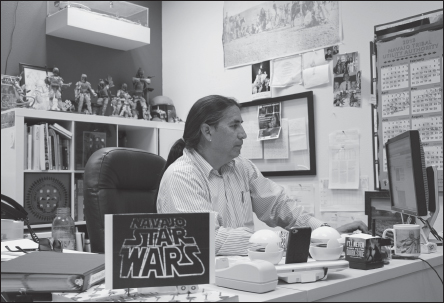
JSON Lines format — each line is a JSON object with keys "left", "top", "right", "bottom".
{"left": 83, "top": 147, "right": 166, "bottom": 253}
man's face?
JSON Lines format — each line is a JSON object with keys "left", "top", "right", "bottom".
{"left": 209, "top": 106, "right": 247, "bottom": 163}
{"left": 344, "top": 74, "right": 349, "bottom": 81}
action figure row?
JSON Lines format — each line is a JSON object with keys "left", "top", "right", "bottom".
{"left": 45, "top": 67, "right": 153, "bottom": 119}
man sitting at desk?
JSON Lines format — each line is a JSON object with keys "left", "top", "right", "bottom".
{"left": 157, "top": 95, "right": 367, "bottom": 255}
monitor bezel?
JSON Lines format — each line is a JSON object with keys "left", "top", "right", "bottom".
{"left": 385, "top": 130, "right": 428, "bottom": 216}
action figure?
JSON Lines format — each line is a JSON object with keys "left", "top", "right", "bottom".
{"left": 110, "top": 97, "right": 120, "bottom": 116}
{"left": 115, "top": 83, "right": 132, "bottom": 118}
{"left": 45, "top": 67, "right": 72, "bottom": 111}
{"left": 74, "top": 74, "right": 96, "bottom": 114}
{"left": 132, "top": 68, "right": 153, "bottom": 120}
{"left": 96, "top": 78, "right": 112, "bottom": 115}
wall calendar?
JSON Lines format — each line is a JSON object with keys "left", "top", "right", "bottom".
{"left": 373, "top": 10, "right": 443, "bottom": 191}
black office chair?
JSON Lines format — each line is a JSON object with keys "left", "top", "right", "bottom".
{"left": 83, "top": 147, "right": 166, "bottom": 253}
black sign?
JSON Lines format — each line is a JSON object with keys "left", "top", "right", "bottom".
{"left": 105, "top": 213, "right": 214, "bottom": 289}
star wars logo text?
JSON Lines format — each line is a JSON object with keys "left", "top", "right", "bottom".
{"left": 119, "top": 217, "right": 204, "bottom": 279}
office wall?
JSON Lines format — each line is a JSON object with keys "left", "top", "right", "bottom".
{"left": 162, "top": 1, "right": 443, "bottom": 232}
{"left": 1, "top": 1, "right": 163, "bottom": 99}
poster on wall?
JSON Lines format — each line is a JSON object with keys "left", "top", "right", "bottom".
{"left": 223, "top": 1, "right": 342, "bottom": 68}
{"left": 332, "top": 52, "right": 361, "bottom": 107}
{"left": 252, "top": 61, "right": 271, "bottom": 99}
{"left": 375, "top": 29, "right": 443, "bottom": 190}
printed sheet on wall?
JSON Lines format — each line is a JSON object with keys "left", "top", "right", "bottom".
{"left": 223, "top": 1, "right": 342, "bottom": 68}
{"left": 375, "top": 28, "right": 443, "bottom": 190}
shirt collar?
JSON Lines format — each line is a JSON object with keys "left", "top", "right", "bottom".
{"left": 185, "top": 148, "right": 236, "bottom": 177}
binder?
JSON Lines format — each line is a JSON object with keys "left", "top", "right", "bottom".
{"left": 1, "top": 252, "right": 105, "bottom": 293}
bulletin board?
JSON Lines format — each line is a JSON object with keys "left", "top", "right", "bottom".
{"left": 371, "top": 9, "right": 443, "bottom": 191}
{"left": 240, "top": 91, "right": 316, "bottom": 176}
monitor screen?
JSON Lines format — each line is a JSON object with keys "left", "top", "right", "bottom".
{"left": 387, "top": 136, "right": 417, "bottom": 213}
{"left": 385, "top": 130, "right": 428, "bottom": 216}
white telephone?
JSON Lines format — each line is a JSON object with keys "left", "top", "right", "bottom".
{"left": 215, "top": 257, "right": 278, "bottom": 293}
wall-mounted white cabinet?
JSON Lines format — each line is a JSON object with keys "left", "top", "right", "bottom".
{"left": 46, "top": 1, "right": 150, "bottom": 50}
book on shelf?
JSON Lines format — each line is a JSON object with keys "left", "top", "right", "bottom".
{"left": 75, "top": 178, "right": 84, "bottom": 221}
{"left": 24, "top": 123, "right": 28, "bottom": 169}
{"left": 49, "top": 123, "right": 72, "bottom": 139}
{"left": 48, "top": 127, "right": 57, "bottom": 170}
{"left": 27, "top": 126, "right": 32, "bottom": 170}
{"left": 45, "top": 123, "right": 52, "bottom": 170}
{"left": 1, "top": 252, "right": 105, "bottom": 293}
{"left": 52, "top": 284, "right": 239, "bottom": 302}
{"left": 32, "top": 125, "right": 40, "bottom": 170}
{"left": 61, "top": 138, "right": 70, "bottom": 170}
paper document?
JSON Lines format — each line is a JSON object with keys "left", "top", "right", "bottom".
{"left": 302, "top": 50, "right": 326, "bottom": 69}
{"left": 303, "top": 64, "right": 330, "bottom": 89}
{"left": 328, "top": 129, "right": 360, "bottom": 189}
{"left": 284, "top": 183, "right": 315, "bottom": 214}
{"left": 288, "top": 117, "right": 307, "bottom": 151}
{"left": 271, "top": 55, "right": 302, "bottom": 87}
{"left": 240, "top": 121, "right": 263, "bottom": 159}
{"left": 264, "top": 118, "right": 289, "bottom": 159}
{"left": 319, "top": 176, "right": 369, "bottom": 212}
{"left": 320, "top": 212, "right": 367, "bottom": 229}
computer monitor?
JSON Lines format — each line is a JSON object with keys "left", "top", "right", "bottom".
{"left": 385, "top": 130, "right": 428, "bottom": 217}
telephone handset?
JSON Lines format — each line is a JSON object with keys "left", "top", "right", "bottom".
{"left": 1, "top": 194, "right": 39, "bottom": 243}
{"left": 1, "top": 194, "right": 28, "bottom": 221}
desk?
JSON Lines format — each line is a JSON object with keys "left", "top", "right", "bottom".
{"left": 42, "top": 247, "right": 442, "bottom": 302}
{"left": 206, "top": 247, "right": 443, "bottom": 302}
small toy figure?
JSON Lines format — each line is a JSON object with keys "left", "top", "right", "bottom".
{"left": 45, "top": 67, "right": 72, "bottom": 111}
{"left": 74, "top": 74, "right": 96, "bottom": 114}
{"left": 60, "top": 100, "right": 75, "bottom": 112}
{"left": 132, "top": 68, "right": 153, "bottom": 120}
{"left": 115, "top": 83, "right": 130, "bottom": 116}
{"left": 110, "top": 97, "right": 120, "bottom": 116}
{"left": 96, "top": 78, "right": 112, "bottom": 115}
{"left": 119, "top": 95, "right": 133, "bottom": 118}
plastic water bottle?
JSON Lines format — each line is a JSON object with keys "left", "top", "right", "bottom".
{"left": 52, "top": 207, "right": 76, "bottom": 250}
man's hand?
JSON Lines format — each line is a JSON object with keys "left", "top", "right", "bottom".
{"left": 336, "top": 220, "right": 368, "bottom": 234}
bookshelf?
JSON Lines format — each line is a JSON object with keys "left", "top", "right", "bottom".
{"left": 1, "top": 108, "right": 184, "bottom": 229}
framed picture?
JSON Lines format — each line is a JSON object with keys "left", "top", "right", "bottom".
{"left": 19, "top": 63, "right": 53, "bottom": 111}
{"left": 24, "top": 173, "right": 71, "bottom": 224}
{"left": 83, "top": 131, "right": 107, "bottom": 168}
{"left": 240, "top": 91, "right": 316, "bottom": 176}
{"left": 74, "top": 122, "right": 117, "bottom": 170}
{"left": 364, "top": 191, "right": 415, "bottom": 245}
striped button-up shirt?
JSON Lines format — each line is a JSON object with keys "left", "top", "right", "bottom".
{"left": 157, "top": 148, "right": 323, "bottom": 256}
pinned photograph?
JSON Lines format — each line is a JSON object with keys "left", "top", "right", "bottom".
{"left": 324, "top": 45, "right": 339, "bottom": 60}
{"left": 252, "top": 61, "right": 271, "bottom": 100}
{"left": 257, "top": 103, "right": 281, "bottom": 140}
{"left": 332, "top": 52, "right": 361, "bottom": 107}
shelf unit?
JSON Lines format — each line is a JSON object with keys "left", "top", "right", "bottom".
{"left": 1, "top": 108, "right": 184, "bottom": 229}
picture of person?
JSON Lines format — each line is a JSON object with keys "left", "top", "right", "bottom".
{"left": 325, "top": 48, "right": 333, "bottom": 60}
{"left": 339, "top": 73, "right": 352, "bottom": 91}
{"left": 251, "top": 61, "right": 271, "bottom": 98}
{"left": 333, "top": 81, "right": 341, "bottom": 93}
{"left": 333, "top": 55, "right": 347, "bottom": 75}
{"left": 332, "top": 45, "right": 339, "bottom": 54}
{"left": 257, "top": 102, "right": 281, "bottom": 140}
{"left": 260, "top": 113, "right": 281, "bottom": 138}
{"left": 397, "top": 231, "right": 420, "bottom": 254}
